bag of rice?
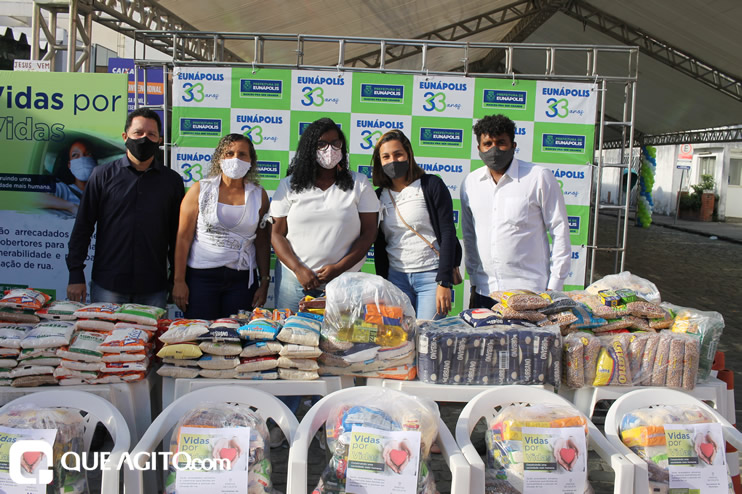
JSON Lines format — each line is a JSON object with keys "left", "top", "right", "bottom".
{"left": 53, "top": 367, "right": 97, "bottom": 380}
{"left": 277, "top": 368, "right": 318, "bottom": 380}
{"left": 59, "top": 359, "right": 102, "bottom": 372}
{"left": 114, "top": 321, "right": 157, "bottom": 333}
{"left": 210, "top": 318, "right": 241, "bottom": 329}
{"left": 35, "top": 300, "right": 85, "bottom": 320}
{"left": 198, "top": 369, "right": 238, "bottom": 379}
{"left": 21, "top": 321, "right": 75, "bottom": 349}
{"left": 0, "top": 359, "right": 17, "bottom": 368}
{"left": 0, "top": 348, "right": 19, "bottom": 357}
{"left": 100, "top": 359, "right": 149, "bottom": 373}
{"left": 279, "top": 344, "right": 322, "bottom": 358}
{"left": 159, "top": 319, "right": 210, "bottom": 344}
{"left": 162, "top": 357, "right": 200, "bottom": 367}
{"left": 196, "top": 326, "right": 242, "bottom": 343}
{"left": 12, "top": 375, "right": 58, "bottom": 387}
{"left": 19, "top": 348, "right": 58, "bottom": 360}
{"left": 98, "top": 328, "right": 149, "bottom": 353}
{"left": 157, "top": 343, "right": 203, "bottom": 359}
{"left": 235, "top": 370, "right": 278, "bottom": 380}
{"left": 11, "top": 365, "right": 55, "bottom": 378}
{"left": 114, "top": 303, "right": 165, "bottom": 326}
{"left": 56, "top": 331, "right": 106, "bottom": 362}
{"left": 91, "top": 372, "right": 145, "bottom": 384}
{"left": 73, "top": 302, "right": 121, "bottom": 320}
{"left": 0, "top": 309, "right": 40, "bottom": 324}
{"left": 199, "top": 341, "right": 242, "bottom": 356}
{"left": 75, "top": 319, "right": 115, "bottom": 332}
{"left": 235, "top": 356, "right": 278, "bottom": 372}
{"left": 240, "top": 340, "right": 283, "bottom": 358}
{"left": 20, "top": 357, "right": 61, "bottom": 367}
{"left": 277, "top": 356, "right": 320, "bottom": 371}
{"left": 198, "top": 355, "right": 240, "bottom": 370}
{"left": 157, "top": 365, "right": 200, "bottom": 378}
{"left": 101, "top": 352, "right": 147, "bottom": 363}
{"left": 276, "top": 314, "right": 321, "bottom": 346}
{"left": 0, "top": 288, "right": 51, "bottom": 311}
{"left": 238, "top": 319, "right": 282, "bottom": 341}
{"left": 58, "top": 377, "right": 92, "bottom": 386}
{"left": 0, "top": 323, "right": 30, "bottom": 348}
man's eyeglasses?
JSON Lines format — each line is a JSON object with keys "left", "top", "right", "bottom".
{"left": 317, "top": 140, "right": 343, "bottom": 151}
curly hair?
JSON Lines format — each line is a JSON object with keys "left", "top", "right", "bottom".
{"left": 472, "top": 114, "right": 516, "bottom": 145}
{"left": 287, "top": 117, "right": 353, "bottom": 192}
{"left": 371, "top": 129, "right": 425, "bottom": 188}
{"left": 208, "top": 133, "right": 260, "bottom": 185}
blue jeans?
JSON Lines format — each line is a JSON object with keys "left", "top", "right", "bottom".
{"left": 274, "top": 261, "right": 323, "bottom": 312}
{"left": 387, "top": 268, "right": 439, "bottom": 320}
{"left": 90, "top": 280, "right": 167, "bottom": 308}
{"left": 184, "top": 266, "right": 259, "bottom": 320}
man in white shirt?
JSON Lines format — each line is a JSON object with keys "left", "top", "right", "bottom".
{"left": 460, "top": 114, "right": 571, "bottom": 309}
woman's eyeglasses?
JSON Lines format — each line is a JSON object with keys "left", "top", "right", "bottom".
{"left": 317, "top": 140, "right": 343, "bottom": 151}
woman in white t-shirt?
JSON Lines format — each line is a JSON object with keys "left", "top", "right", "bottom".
{"left": 173, "top": 134, "right": 271, "bottom": 319}
{"left": 372, "top": 130, "right": 461, "bottom": 320}
{"left": 270, "top": 118, "right": 379, "bottom": 312}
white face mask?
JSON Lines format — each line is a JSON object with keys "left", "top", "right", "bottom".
{"left": 316, "top": 147, "right": 342, "bottom": 169}
{"left": 221, "top": 157, "right": 251, "bottom": 179}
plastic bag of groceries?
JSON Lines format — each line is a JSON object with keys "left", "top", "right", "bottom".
{"left": 313, "top": 387, "right": 439, "bottom": 494}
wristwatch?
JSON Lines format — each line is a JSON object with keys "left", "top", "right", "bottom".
{"left": 438, "top": 280, "right": 453, "bottom": 288}
{"left": 260, "top": 275, "right": 271, "bottom": 284}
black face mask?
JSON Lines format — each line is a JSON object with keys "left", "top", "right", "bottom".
{"left": 382, "top": 160, "right": 409, "bottom": 180}
{"left": 126, "top": 137, "right": 160, "bottom": 162}
{"left": 479, "top": 146, "right": 515, "bottom": 172}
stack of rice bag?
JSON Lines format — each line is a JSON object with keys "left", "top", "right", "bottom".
{"left": 12, "top": 320, "right": 74, "bottom": 387}
{"left": 563, "top": 331, "right": 700, "bottom": 390}
{"left": 56, "top": 302, "right": 162, "bottom": 385}
{"left": 484, "top": 403, "right": 589, "bottom": 494}
{"left": 165, "top": 403, "right": 274, "bottom": 494}
{"left": 157, "top": 319, "right": 213, "bottom": 378}
{"left": 0, "top": 288, "right": 52, "bottom": 324}
{"left": 319, "top": 273, "right": 417, "bottom": 380}
{"left": 619, "top": 404, "right": 734, "bottom": 493}
{"left": 313, "top": 388, "right": 439, "bottom": 494}
{"left": 420, "top": 317, "right": 562, "bottom": 386}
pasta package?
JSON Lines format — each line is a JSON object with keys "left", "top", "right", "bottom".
{"left": 668, "top": 304, "right": 724, "bottom": 381}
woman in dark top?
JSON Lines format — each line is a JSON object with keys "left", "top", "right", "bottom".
{"left": 372, "top": 129, "right": 461, "bottom": 319}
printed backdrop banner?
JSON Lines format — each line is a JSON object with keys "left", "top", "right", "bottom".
{"left": 107, "top": 58, "right": 164, "bottom": 122}
{"left": 0, "top": 71, "right": 128, "bottom": 300}
{"left": 171, "top": 68, "right": 598, "bottom": 312}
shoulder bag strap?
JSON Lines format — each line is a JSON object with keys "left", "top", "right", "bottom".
{"left": 387, "top": 189, "right": 440, "bottom": 257}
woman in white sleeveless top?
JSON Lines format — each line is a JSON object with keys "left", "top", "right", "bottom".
{"left": 173, "top": 134, "right": 271, "bottom": 319}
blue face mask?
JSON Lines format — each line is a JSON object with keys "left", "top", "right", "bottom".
{"left": 69, "top": 156, "right": 97, "bottom": 181}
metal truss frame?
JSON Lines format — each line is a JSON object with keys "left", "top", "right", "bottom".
{"left": 344, "top": 0, "right": 545, "bottom": 69}
{"left": 562, "top": 0, "right": 742, "bottom": 103}
{"left": 31, "top": 0, "right": 93, "bottom": 72}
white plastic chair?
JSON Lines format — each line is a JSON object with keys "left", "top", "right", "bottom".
{"left": 287, "top": 386, "right": 471, "bottom": 494}
{"left": 455, "top": 385, "right": 633, "bottom": 494}
{"left": 0, "top": 389, "right": 131, "bottom": 494}
{"left": 604, "top": 387, "right": 742, "bottom": 494}
{"left": 126, "top": 385, "right": 299, "bottom": 494}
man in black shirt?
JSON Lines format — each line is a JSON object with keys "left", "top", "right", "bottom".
{"left": 66, "top": 108, "right": 185, "bottom": 308}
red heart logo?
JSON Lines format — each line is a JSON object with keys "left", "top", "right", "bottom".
{"left": 389, "top": 449, "right": 408, "bottom": 467}
{"left": 23, "top": 451, "right": 42, "bottom": 465}
{"left": 560, "top": 448, "right": 576, "bottom": 465}
{"left": 219, "top": 448, "right": 238, "bottom": 463}
{"left": 700, "top": 443, "right": 714, "bottom": 460}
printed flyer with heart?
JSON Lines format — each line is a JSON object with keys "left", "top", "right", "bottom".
{"left": 521, "top": 426, "right": 587, "bottom": 494}
{"left": 174, "top": 426, "right": 251, "bottom": 492}
{"left": 345, "top": 425, "right": 421, "bottom": 493}
{"left": 664, "top": 423, "right": 728, "bottom": 493}
{"left": 0, "top": 425, "right": 57, "bottom": 494}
